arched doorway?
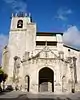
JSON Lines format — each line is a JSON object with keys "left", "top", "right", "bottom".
{"left": 25, "top": 75, "right": 30, "bottom": 92}
{"left": 39, "top": 67, "right": 54, "bottom": 92}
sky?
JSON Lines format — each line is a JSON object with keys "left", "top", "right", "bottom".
{"left": 0, "top": 0, "right": 80, "bottom": 64}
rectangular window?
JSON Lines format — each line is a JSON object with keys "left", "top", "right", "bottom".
{"left": 36, "top": 41, "right": 45, "bottom": 45}
{"left": 47, "top": 41, "right": 57, "bottom": 46}
{"left": 36, "top": 32, "right": 56, "bottom": 36}
{"left": 36, "top": 41, "right": 57, "bottom": 46}
{"left": 36, "top": 32, "right": 63, "bottom": 36}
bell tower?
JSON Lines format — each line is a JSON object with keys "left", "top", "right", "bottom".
{"left": 9, "top": 12, "right": 36, "bottom": 55}
{"left": 10, "top": 13, "right": 32, "bottom": 30}
{"left": 7, "top": 13, "right": 36, "bottom": 82}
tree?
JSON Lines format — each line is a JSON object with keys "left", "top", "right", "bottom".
{"left": 0, "top": 68, "right": 4, "bottom": 91}
{"left": 3, "top": 73, "right": 8, "bottom": 90}
{"left": 0, "top": 67, "right": 8, "bottom": 91}
{"left": 0, "top": 67, "right": 4, "bottom": 83}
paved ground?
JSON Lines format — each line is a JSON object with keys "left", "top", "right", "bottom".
{"left": 27, "top": 92, "right": 80, "bottom": 100}
{"left": 0, "top": 91, "right": 27, "bottom": 99}
{"left": 1, "top": 91, "right": 80, "bottom": 100}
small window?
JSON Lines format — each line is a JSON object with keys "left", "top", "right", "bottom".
{"left": 68, "top": 49, "right": 70, "bottom": 52}
{"left": 17, "top": 20, "right": 23, "bottom": 28}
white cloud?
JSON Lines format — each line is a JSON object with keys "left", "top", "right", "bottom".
{"left": 63, "top": 26, "right": 80, "bottom": 48}
{"left": 56, "top": 14, "right": 67, "bottom": 21}
{"left": 66, "top": 9, "right": 72, "bottom": 14}
{"left": 3, "top": 0, "right": 27, "bottom": 13}
{"left": 0, "top": 34, "right": 8, "bottom": 64}
{"left": 55, "top": 8, "right": 72, "bottom": 21}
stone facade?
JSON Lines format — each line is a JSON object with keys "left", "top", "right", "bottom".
{"left": 2, "top": 13, "right": 80, "bottom": 93}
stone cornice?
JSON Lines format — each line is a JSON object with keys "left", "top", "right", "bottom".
{"left": 10, "top": 29, "right": 27, "bottom": 31}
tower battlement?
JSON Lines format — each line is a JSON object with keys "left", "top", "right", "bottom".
{"left": 12, "top": 12, "right": 31, "bottom": 18}
{"left": 10, "top": 12, "right": 33, "bottom": 30}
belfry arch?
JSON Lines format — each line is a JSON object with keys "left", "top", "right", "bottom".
{"left": 39, "top": 67, "right": 54, "bottom": 92}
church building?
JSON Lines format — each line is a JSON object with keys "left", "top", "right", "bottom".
{"left": 2, "top": 13, "right": 80, "bottom": 93}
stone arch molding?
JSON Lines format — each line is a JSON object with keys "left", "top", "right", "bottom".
{"left": 37, "top": 65, "right": 55, "bottom": 74}
{"left": 38, "top": 66, "right": 55, "bottom": 92}
{"left": 37, "top": 65, "right": 56, "bottom": 84}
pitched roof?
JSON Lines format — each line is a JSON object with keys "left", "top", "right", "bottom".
{"left": 63, "top": 44, "right": 80, "bottom": 51}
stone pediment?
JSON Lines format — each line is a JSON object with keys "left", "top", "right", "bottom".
{"left": 32, "top": 46, "right": 59, "bottom": 60}
{"left": 22, "top": 45, "right": 66, "bottom": 63}
{"left": 30, "top": 46, "right": 67, "bottom": 63}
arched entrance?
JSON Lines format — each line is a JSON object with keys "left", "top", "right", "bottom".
{"left": 25, "top": 75, "right": 30, "bottom": 92}
{"left": 39, "top": 67, "right": 54, "bottom": 92}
